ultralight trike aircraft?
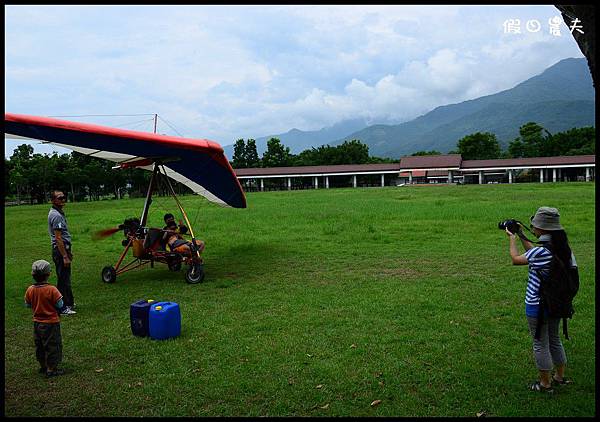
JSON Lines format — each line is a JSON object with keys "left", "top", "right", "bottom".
{"left": 4, "top": 112, "right": 247, "bottom": 284}
{"left": 94, "top": 160, "right": 212, "bottom": 284}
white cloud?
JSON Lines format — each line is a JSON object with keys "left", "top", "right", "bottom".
{"left": 5, "top": 4, "right": 585, "bottom": 152}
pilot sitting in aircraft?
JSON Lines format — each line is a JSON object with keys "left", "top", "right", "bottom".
{"left": 162, "top": 213, "right": 205, "bottom": 255}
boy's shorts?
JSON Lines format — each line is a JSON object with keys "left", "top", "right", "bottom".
{"left": 34, "top": 322, "right": 62, "bottom": 369}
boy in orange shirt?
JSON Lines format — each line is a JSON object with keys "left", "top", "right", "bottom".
{"left": 24, "top": 259, "right": 65, "bottom": 377}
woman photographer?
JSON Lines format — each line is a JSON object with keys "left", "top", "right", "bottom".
{"left": 505, "top": 206, "right": 576, "bottom": 393}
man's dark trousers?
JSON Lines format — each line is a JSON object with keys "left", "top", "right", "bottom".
{"left": 52, "top": 246, "right": 74, "bottom": 308}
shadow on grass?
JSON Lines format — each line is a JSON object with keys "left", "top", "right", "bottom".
{"left": 99, "top": 241, "right": 296, "bottom": 288}
{"left": 208, "top": 241, "right": 297, "bottom": 279}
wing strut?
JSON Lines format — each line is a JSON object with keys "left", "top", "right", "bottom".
{"left": 161, "top": 165, "right": 201, "bottom": 259}
{"left": 140, "top": 163, "right": 160, "bottom": 226}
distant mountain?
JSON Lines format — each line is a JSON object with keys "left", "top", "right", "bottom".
{"left": 223, "top": 118, "right": 371, "bottom": 158}
{"left": 332, "top": 58, "right": 595, "bottom": 158}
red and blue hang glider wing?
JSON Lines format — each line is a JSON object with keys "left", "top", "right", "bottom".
{"left": 4, "top": 113, "right": 246, "bottom": 208}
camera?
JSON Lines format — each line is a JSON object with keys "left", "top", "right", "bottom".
{"left": 498, "top": 219, "right": 522, "bottom": 234}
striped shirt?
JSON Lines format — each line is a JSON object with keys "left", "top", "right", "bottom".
{"left": 524, "top": 246, "right": 552, "bottom": 306}
{"left": 523, "top": 234, "right": 577, "bottom": 317}
{"left": 523, "top": 234, "right": 553, "bottom": 317}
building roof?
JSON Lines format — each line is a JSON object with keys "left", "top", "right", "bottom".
{"left": 461, "top": 155, "right": 596, "bottom": 169}
{"left": 233, "top": 154, "right": 595, "bottom": 178}
{"left": 234, "top": 163, "right": 400, "bottom": 177}
{"left": 399, "top": 154, "right": 462, "bottom": 170}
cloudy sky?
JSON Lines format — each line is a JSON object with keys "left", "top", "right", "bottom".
{"left": 4, "top": 5, "right": 585, "bottom": 158}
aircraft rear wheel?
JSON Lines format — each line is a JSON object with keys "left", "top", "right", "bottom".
{"left": 101, "top": 266, "right": 116, "bottom": 283}
{"left": 168, "top": 256, "right": 183, "bottom": 272}
{"left": 169, "top": 261, "right": 182, "bottom": 272}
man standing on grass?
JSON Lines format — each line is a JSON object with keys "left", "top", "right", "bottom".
{"left": 48, "top": 190, "right": 76, "bottom": 315}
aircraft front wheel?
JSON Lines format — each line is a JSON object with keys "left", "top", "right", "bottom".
{"left": 185, "top": 263, "right": 204, "bottom": 284}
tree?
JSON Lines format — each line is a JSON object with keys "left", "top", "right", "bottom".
{"left": 8, "top": 144, "right": 34, "bottom": 203}
{"left": 368, "top": 155, "right": 397, "bottom": 164}
{"left": 411, "top": 150, "right": 442, "bottom": 156}
{"left": 334, "top": 140, "right": 370, "bottom": 164}
{"left": 125, "top": 167, "right": 151, "bottom": 198}
{"left": 244, "top": 139, "right": 260, "bottom": 168}
{"left": 542, "top": 126, "right": 595, "bottom": 156}
{"left": 262, "top": 138, "right": 292, "bottom": 167}
{"left": 31, "top": 154, "right": 49, "bottom": 203}
{"left": 64, "top": 157, "right": 83, "bottom": 202}
{"left": 4, "top": 158, "right": 12, "bottom": 197}
{"left": 293, "top": 145, "right": 335, "bottom": 166}
{"left": 10, "top": 143, "right": 34, "bottom": 162}
{"left": 520, "top": 122, "right": 546, "bottom": 156}
{"left": 102, "top": 159, "right": 127, "bottom": 199}
{"left": 507, "top": 138, "right": 525, "bottom": 158}
{"left": 232, "top": 139, "right": 247, "bottom": 168}
{"left": 508, "top": 122, "right": 546, "bottom": 158}
{"left": 51, "top": 153, "right": 73, "bottom": 197}
{"left": 456, "top": 132, "right": 501, "bottom": 160}
{"left": 3, "top": 144, "right": 181, "bottom": 202}
{"left": 289, "top": 140, "right": 386, "bottom": 166}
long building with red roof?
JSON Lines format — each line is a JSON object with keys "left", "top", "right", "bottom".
{"left": 233, "top": 154, "right": 595, "bottom": 191}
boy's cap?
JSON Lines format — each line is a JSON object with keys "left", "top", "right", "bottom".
{"left": 32, "top": 260, "right": 52, "bottom": 276}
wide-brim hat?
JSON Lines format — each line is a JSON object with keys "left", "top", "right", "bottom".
{"left": 530, "top": 206, "right": 563, "bottom": 231}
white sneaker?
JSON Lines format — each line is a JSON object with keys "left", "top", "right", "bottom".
{"left": 61, "top": 307, "right": 77, "bottom": 315}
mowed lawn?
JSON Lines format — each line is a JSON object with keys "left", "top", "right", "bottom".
{"left": 4, "top": 182, "right": 595, "bottom": 417}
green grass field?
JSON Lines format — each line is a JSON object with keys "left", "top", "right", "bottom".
{"left": 4, "top": 182, "right": 595, "bottom": 417}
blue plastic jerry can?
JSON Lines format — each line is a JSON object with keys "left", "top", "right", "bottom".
{"left": 149, "top": 302, "right": 181, "bottom": 340}
{"left": 130, "top": 299, "right": 156, "bottom": 337}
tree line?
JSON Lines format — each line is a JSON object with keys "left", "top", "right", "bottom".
{"left": 4, "top": 122, "right": 594, "bottom": 203}
{"left": 231, "top": 138, "right": 394, "bottom": 168}
{"left": 4, "top": 144, "right": 191, "bottom": 205}
{"left": 233, "top": 122, "right": 594, "bottom": 168}
{"left": 412, "top": 122, "right": 595, "bottom": 160}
